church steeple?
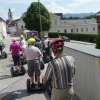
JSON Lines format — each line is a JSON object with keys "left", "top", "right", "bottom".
{"left": 8, "top": 8, "right": 13, "bottom": 21}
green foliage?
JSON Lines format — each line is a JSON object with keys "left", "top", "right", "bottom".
{"left": 95, "top": 31, "right": 100, "bottom": 49}
{"left": 48, "top": 32, "right": 97, "bottom": 43}
{"left": 62, "top": 15, "right": 96, "bottom": 20}
{"left": 83, "top": 15, "right": 96, "bottom": 19}
{"left": 23, "top": 2, "right": 51, "bottom": 32}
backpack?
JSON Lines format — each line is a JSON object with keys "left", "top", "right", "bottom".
{"left": 48, "top": 41, "right": 50, "bottom": 47}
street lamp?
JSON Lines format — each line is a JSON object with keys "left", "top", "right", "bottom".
{"left": 38, "top": 0, "right": 42, "bottom": 39}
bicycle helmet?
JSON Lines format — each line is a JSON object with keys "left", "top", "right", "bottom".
{"left": 12, "top": 38, "right": 16, "bottom": 43}
{"left": 50, "top": 38, "right": 64, "bottom": 52}
{"left": 28, "top": 38, "right": 36, "bottom": 45}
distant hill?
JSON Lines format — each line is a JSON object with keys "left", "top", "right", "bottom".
{"left": 63, "top": 12, "right": 96, "bottom": 18}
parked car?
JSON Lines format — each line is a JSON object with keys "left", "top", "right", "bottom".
{"left": 59, "top": 36, "right": 70, "bottom": 42}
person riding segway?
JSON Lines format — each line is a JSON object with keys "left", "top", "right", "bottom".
{"left": 10, "top": 38, "right": 25, "bottom": 77}
{"left": 23, "top": 38, "right": 45, "bottom": 93}
{"left": 0, "top": 38, "right": 7, "bottom": 59}
{"left": 43, "top": 38, "right": 76, "bottom": 100}
{"left": 42, "top": 35, "right": 53, "bottom": 63}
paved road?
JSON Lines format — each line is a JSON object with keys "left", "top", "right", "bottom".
{"left": 0, "top": 35, "right": 50, "bottom": 100}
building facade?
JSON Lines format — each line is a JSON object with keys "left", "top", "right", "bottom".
{"left": 0, "top": 17, "right": 7, "bottom": 38}
{"left": 49, "top": 13, "right": 97, "bottom": 34}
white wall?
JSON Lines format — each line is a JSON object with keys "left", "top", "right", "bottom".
{"left": 49, "top": 15, "right": 97, "bottom": 34}
{"left": 8, "top": 26, "right": 16, "bottom": 33}
{"left": 0, "top": 21, "right": 7, "bottom": 38}
{"left": 64, "top": 47, "right": 100, "bottom": 100}
{"left": 49, "top": 24, "right": 97, "bottom": 34}
{"left": 17, "top": 18, "right": 25, "bottom": 34}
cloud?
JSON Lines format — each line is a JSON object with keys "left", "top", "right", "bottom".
{"left": 67, "top": 0, "right": 93, "bottom": 7}
{"left": 67, "top": 0, "right": 100, "bottom": 7}
{"left": 0, "top": 0, "right": 67, "bottom": 5}
{"left": 46, "top": 2, "right": 73, "bottom": 14}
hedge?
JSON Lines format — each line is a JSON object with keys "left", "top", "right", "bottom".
{"left": 48, "top": 32, "right": 97, "bottom": 43}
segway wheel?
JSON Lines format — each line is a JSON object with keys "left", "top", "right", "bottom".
{"left": 1, "top": 51, "right": 7, "bottom": 59}
{"left": 40, "top": 60, "right": 45, "bottom": 70}
{"left": 42, "top": 57, "right": 47, "bottom": 63}
{"left": 46, "top": 79, "right": 52, "bottom": 98}
{"left": 42, "top": 84, "right": 46, "bottom": 92}
{"left": 27, "top": 79, "right": 31, "bottom": 93}
{"left": 42, "top": 79, "right": 46, "bottom": 92}
{"left": 11, "top": 67, "right": 15, "bottom": 77}
{"left": 21, "top": 66, "right": 26, "bottom": 75}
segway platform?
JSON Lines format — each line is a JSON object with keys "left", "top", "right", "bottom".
{"left": 11, "top": 66, "right": 26, "bottom": 77}
{"left": 27, "top": 79, "right": 46, "bottom": 93}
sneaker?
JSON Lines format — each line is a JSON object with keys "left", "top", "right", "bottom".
{"left": 31, "top": 83, "right": 35, "bottom": 88}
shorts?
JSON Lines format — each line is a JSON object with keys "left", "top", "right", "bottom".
{"left": 27, "top": 60, "right": 40, "bottom": 77}
{"left": 12, "top": 54, "right": 21, "bottom": 66}
{"left": 51, "top": 86, "right": 74, "bottom": 100}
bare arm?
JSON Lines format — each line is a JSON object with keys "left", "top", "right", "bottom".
{"left": 42, "top": 76, "right": 48, "bottom": 83}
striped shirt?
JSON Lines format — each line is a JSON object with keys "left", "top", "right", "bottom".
{"left": 44, "top": 54, "right": 76, "bottom": 89}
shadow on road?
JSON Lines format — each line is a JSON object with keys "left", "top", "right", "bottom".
{"left": 14, "top": 89, "right": 31, "bottom": 99}
{"left": 44, "top": 92, "right": 51, "bottom": 100}
{"left": 15, "top": 89, "right": 50, "bottom": 100}
{"left": 0, "top": 75, "right": 12, "bottom": 80}
{"left": 6, "top": 64, "right": 13, "bottom": 67}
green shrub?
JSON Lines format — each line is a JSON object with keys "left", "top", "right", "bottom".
{"left": 48, "top": 32, "right": 97, "bottom": 43}
{"left": 95, "top": 31, "right": 100, "bottom": 49}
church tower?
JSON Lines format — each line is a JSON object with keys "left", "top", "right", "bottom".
{"left": 8, "top": 8, "right": 13, "bottom": 21}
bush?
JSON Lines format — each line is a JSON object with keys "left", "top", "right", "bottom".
{"left": 95, "top": 31, "right": 100, "bottom": 49}
{"left": 48, "top": 32, "right": 97, "bottom": 43}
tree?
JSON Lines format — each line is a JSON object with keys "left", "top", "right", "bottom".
{"left": 23, "top": 2, "right": 51, "bottom": 38}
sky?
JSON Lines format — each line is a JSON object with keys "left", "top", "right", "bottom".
{"left": 0, "top": 0, "right": 100, "bottom": 20}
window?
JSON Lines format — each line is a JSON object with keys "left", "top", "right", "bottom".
{"left": 76, "top": 28, "right": 78, "bottom": 32}
{"left": 86, "top": 28, "right": 88, "bottom": 32}
{"left": 64, "top": 29, "right": 67, "bottom": 33}
{"left": 71, "top": 29, "right": 73, "bottom": 33}
{"left": 93, "top": 27, "right": 95, "bottom": 31}
{"left": 54, "top": 21, "right": 57, "bottom": 26}
{"left": 81, "top": 28, "right": 83, "bottom": 32}
{"left": 21, "top": 25, "right": 23, "bottom": 29}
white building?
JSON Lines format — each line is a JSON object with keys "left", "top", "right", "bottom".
{"left": 49, "top": 12, "right": 97, "bottom": 34}
{"left": 16, "top": 12, "right": 26, "bottom": 35}
{"left": 6, "top": 8, "right": 18, "bottom": 34}
{"left": 0, "top": 17, "right": 7, "bottom": 38}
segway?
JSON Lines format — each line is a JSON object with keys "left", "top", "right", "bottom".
{"left": 27, "top": 79, "right": 46, "bottom": 93}
{"left": 42, "top": 49, "right": 53, "bottom": 64}
{"left": 11, "top": 54, "right": 26, "bottom": 77}
{"left": 46, "top": 78, "right": 52, "bottom": 98}
{"left": 0, "top": 44, "right": 7, "bottom": 59}
{"left": 11, "top": 65, "right": 26, "bottom": 77}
